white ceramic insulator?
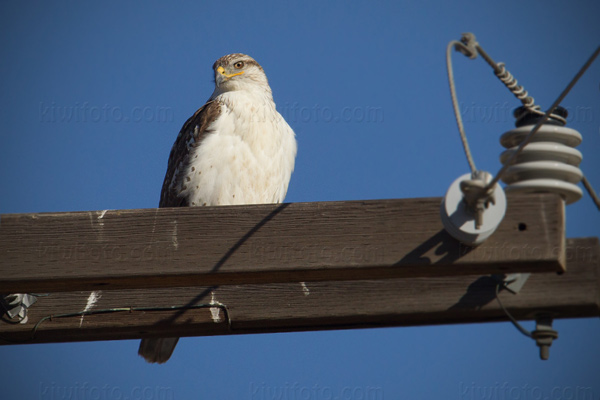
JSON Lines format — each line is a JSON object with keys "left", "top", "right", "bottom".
{"left": 499, "top": 124, "right": 584, "bottom": 204}
{"left": 441, "top": 172, "right": 507, "bottom": 246}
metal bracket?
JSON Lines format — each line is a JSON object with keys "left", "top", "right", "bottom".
{"left": 493, "top": 273, "right": 531, "bottom": 294}
{"left": 1, "top": 293, "right": 38, "bottom": 324}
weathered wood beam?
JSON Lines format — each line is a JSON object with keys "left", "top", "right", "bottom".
{"left": 0, "top": 238, "right": 596, "bottom": 345}
{"left": 0, "top": 194, "right": 565, "bottom": 293}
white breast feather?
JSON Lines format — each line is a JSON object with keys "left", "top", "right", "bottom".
{"left": 179, "top": 91, "right": 296, "bottom": 207}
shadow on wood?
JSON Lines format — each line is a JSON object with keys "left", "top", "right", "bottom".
{"left": 0, "top": 194, "right": 566, "bottom": 293}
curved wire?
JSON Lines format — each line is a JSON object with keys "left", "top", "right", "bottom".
{"left": 31, "top": 303, "right": 232, "bottom": 339}
{"left": 447, "top": 34, "right": 600, "bottom": 214}
{"left": 495, "top": 283, "right": 532, "bottom": 338}
{"left": 0, "top": 303, "right": 232, "bottom": 344}
{"left": 446, "top": 40, "right": 477, "bottom": 175}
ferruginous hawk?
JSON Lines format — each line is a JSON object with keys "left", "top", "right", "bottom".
{"left": 138, "top": 53, "right": 297, "bottom": 363}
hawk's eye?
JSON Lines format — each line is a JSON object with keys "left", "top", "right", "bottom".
{"left": 234, "top": 61, "right": 244, "bottom": 69}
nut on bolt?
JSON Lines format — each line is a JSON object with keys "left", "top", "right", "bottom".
{"left": 531, "top": 315, "right": 558, "bottom": 360}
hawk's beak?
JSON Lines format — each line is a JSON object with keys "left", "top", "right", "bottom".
{"left": 217, "top": 66, "right": 244, "bottom": 79}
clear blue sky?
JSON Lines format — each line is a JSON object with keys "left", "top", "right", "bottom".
{"left": 1, "top": 1, "right": 599, "bottom": 399}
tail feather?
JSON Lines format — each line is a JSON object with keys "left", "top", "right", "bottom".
{"left": 138, "top": 337, "right": 179, "bottom": 364}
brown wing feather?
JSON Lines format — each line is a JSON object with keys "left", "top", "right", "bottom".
{"left": 159, "top": 100, "right": 222, "bottom": 207}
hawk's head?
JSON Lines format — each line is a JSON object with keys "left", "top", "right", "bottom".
{"left": 212, "top": 53, "right": 270, "bottom": 93}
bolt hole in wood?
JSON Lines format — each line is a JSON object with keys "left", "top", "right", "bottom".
{"left": 518, "top": 223, "right": 527, "bottom": 231}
